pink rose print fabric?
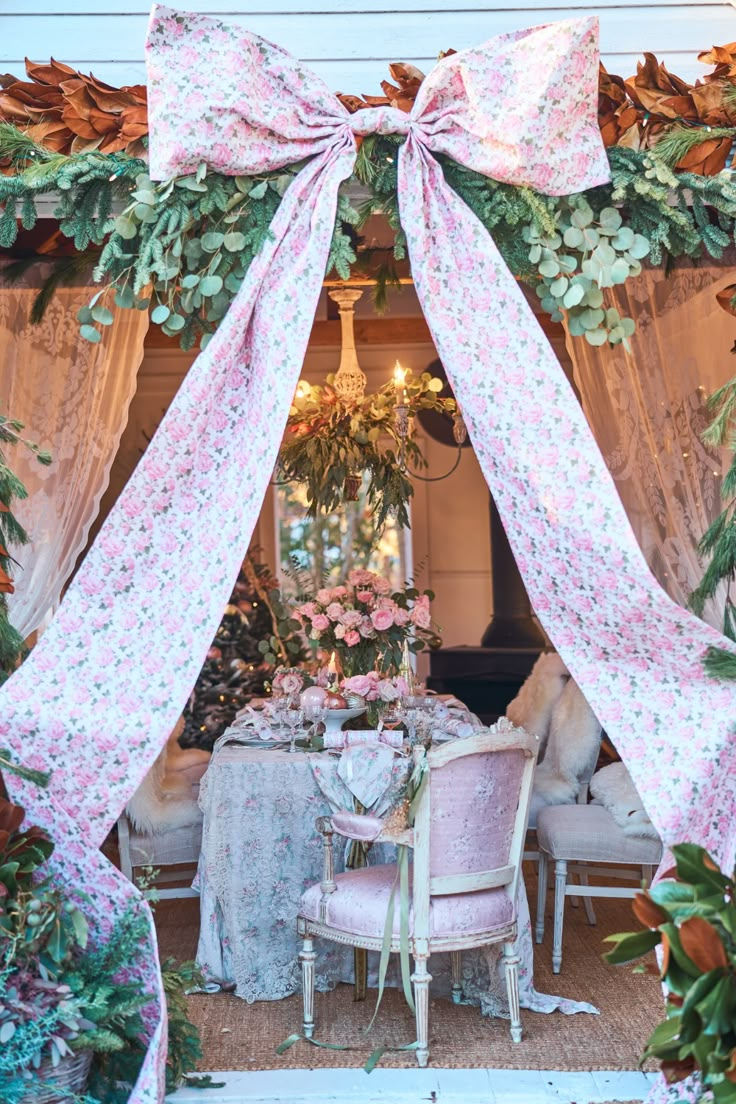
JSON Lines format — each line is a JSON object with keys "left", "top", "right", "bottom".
{"left": 1, "top": 7, "right": 733, "bottom": 1101}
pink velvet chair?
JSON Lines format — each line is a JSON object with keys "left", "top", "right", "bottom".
{"left": 297, "top": 725, "right": 538, "bottom": 1066}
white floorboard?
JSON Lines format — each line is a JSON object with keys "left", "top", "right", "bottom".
{"left": 169, "top": 1067, "right": 657, "bottom": 1103}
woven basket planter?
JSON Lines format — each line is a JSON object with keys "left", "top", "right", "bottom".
{"left": 21, "top": 1049, "right": 92, "bottom": 1104}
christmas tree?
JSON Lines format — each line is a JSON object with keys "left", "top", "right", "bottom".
{"left": 181, "top": 553, "right": 306, "bottom": 750}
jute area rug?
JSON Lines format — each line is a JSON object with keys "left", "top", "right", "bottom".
{"left": 154, "top": 874, "right": 661, "bottom": 1073}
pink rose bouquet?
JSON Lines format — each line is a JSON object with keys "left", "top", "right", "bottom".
{"left": 291, "top": 569, "right": 438, "bottom": 677}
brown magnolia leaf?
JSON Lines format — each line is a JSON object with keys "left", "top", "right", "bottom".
{"left": 661, "top": 1056, "right": 697, "bottom": 1084}
{"left": 387, "top": 61, "right": 425, "bottom": 84}
{"left": 0, "top": 797, "right": 24, "bottom": 834}
{"left": 25, "top": 57, "right": 77, "bottom": 87}
{"left": 698, "top": 43, "right": 736, "bottom": 78}
{"left": 335, "top": 92, "right": 366, "bottom": 113}
{"left": 0, "top": 565, "right": 15, "bottom": 594}
{"left": 691, "top": 82, "right": 733, "bottom": 125}
{"left": 678, "top": 915, "right": 729, "bottom": 971}
{"left": 632, "top": 892, "right": 668, "bottom": 929}
{"left": 676, "top": 136, "right": 731, "bottom": 175}
{"left": 726, "top": 1048, "right": 736, "bottom": 1083}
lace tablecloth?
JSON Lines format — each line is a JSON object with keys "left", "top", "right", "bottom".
{"left": 194, "top": 743, "right": 597, "bottom": 1017}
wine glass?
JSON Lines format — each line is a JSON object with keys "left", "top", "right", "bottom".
{"left": 400, "top": 696, "right": 425, "bottom": 747}
{"left": 284, "top": 705, "right": 305, "bottom": 754}
{"left": 269, "top": 696, "right": 289, "bottom": 736}
{"left": 304, "top": 703, "right": 327, "bottom": 744}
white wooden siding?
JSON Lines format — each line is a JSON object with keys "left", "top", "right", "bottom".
{"left": 1, "top": 1, "right": 734, "bottom": 90}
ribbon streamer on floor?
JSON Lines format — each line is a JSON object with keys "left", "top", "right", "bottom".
{"left": 1, "top": 8, "right": 734, "bottom": 1101}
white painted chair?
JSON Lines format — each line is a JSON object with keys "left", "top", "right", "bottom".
{"left": 117, "top": 811, "right": 202, "bottom": 899}
{"left": 296, "top": 724, "right": 538, "bottom": 1067}
{"left": 535, "top": 804, "right": 663, "bottom": 973}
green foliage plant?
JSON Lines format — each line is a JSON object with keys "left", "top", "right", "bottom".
{"left": 605, "top": 844, "right": 736, "bottom": 1100}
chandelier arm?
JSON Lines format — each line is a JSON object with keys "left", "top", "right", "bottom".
{"left": 405, "top": 446, "right": 463, "bottom": 482}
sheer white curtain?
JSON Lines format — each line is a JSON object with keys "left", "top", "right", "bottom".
{"left": 565, "top": 262, "right": 735, "bottom": 628}
{"left": 0, "top": 273, "right": 148, "bottom": 638}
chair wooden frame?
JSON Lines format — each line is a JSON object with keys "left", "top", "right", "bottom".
{"left": 297, "top": 725, "right": 538, "bottom": 1067}
{"left": 535, "top": 850, "right": 658, "bottom": 973}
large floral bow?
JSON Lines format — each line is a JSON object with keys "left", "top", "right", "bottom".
{"left": 1, "top": 8, "right": 735, "bottom": 1101}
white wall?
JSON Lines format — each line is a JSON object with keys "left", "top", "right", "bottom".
{"left": 3, "top": 1, "right": 734, "bottom": 88}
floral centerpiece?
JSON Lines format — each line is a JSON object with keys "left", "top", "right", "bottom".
{"left": 292, "top": 569, "right": 438, "bottom": 678}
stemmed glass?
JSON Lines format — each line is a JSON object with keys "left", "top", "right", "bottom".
{"left": 304, "top": 704, "right": 327, "bottom": 745}
{"left": 269, "top": 695, "right": 289, "bottom": 737}
{"left": 399, "top": 695, "right": 425, "bottom": 747}
{"left": 284, "top": 704, "right": 305, "bottom": 754}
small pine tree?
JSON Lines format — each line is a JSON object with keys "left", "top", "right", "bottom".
{"left": 181, "top": 554, "right": 305, "bottom": 750}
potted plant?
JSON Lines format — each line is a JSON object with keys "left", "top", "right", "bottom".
{"left": 605, "top": 843, "right": 736, "bottom": 1102}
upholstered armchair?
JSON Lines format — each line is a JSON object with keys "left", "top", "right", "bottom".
{"left": 297, "top": 725, "right": 538, "bottom": 1067}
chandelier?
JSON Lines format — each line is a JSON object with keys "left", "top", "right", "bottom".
{"left": 275, "top": 285, "right": 466, "bottom": 527}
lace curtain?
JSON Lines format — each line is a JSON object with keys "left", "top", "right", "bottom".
{"left": 565, "top": 263, "right": 735, "bottom": 628}
{"left": 0, "top": 274, "right": 148, "bottom": 638}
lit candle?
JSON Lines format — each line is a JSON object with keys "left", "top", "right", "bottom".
{"left": 393, "top": 361, "right": 407, "bottom": 406}
{"left": 327, "top": 651, "right": 339, "bottom": 685}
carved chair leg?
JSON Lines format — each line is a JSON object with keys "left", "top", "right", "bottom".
{"left": 503, "top": 942, "right": 522, "bottom": 1043}
{"left": 552, "top": 859, "right": 567, "bottom": 974}
{"left": 411, "top": 956, "right": 432, "bottom": 1068}
{"left": 300, "top": 936, "right": 316, "bottom": 1038}
{"left": 535, "top": 851, "right": 548, "bottom": 944}
{"left": 450, "top": 950, "right": 463, "bottom": 1005}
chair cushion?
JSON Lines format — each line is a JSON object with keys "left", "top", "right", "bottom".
{"left": 299, "top": 863, "right": 514, "bottom": 940}
{"left": 129, "top": 822, "right": 203, "bottom": 867}
{"left": 536, "top": 804, "right": 662, "bottom": 864}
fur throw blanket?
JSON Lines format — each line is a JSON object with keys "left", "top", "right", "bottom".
{"left": 507, "top": 655, "right": 602, "bottom": 822}
{"left": 126, "top": 717, "right": 211, "bottom": 836}
{"left": 532, "top": 678, "right": 602, "bottom": 808}
{"left": 590, "top": 762, "right": 659, "bottom": 840}
{"left": 505, "top": 651, "right": 569, "bottom": 757}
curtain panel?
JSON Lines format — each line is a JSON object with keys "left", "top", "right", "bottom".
{"left": 0, "top": 274, "right": 148, "bottom": 638}
{"left": 565, "top": 263, "right": 735, "bottom": 628}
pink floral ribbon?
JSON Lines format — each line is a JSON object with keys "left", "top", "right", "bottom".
{"left": 1, "top": 8, "right": 734, "bottom": 1100}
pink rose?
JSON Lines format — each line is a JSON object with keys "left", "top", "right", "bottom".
{"left": 297, "top": 602, "right": 318, "bottom": 619}
{"left": 332, "top": 586, "right": 348, "bottom": 597}
{"left": 371, "top": 609, "right": 394, "bottom": 632}
{"left": 377, "top": 679, "right": 400, "bottom": 702}
{"left": 393, "top": 607, "right": 410, "bottom": 627}
{"left": 316, "top": 588, "right": 333, "bottom": 605}
{"left": 344, "top": 630, "right": 361, "bottom": 647}
{"left": 312, "top": 614, "right": 330, "bottom": 631}
{"left": 343, "top": 674, "right": 373, "bottom": 697}
{"left": 326, "top": 602, "right": 344, "bottom": 620}
{"left": 356, "top": 590, "right": 373, "bottom": 603}
{"left": 334, "top": 623, "right": 346, "bottom": 639}
{"left": 340, "top": 610, "right": 362, "bottom": 629}
{"left": 348, "top": 569, "right": 374, "bottom": 587}
{"left": 359, "top": 617, "right": 376, "bottom": 638}
{"left": 411, "top": 604, "right": 432, "bottom": 630}
{"left": 373, "top": 578, "right": 391, "bottom": 595}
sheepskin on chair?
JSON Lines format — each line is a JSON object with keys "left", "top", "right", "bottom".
{"left": 126, "top": 716, "right": 211, "bottom": 835}
{"left": 590, "top": 761, "right": 658, "bottom": 840}
{"left": 529, "top": 678, "right": 602, "bottom": 822}
{"left": 505, "top": 651, "right": 570, "bottom": 758}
